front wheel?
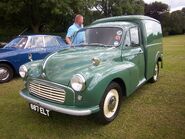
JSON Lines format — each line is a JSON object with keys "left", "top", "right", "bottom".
{"left": 0, "top": 64, "right": 14, "bottom": 83}
{"left": 97, "top": 82, "right": 122, "bottom": 124}
{"left": 149, "top": 62, "right": 159, "bottom": 83}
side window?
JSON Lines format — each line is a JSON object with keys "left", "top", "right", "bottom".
{"left": 73, "top": 31, "right": 85, "bottom": 45}
{"left": 144, "top": 20, "right": 162, "bottom": 44}
{"left": 130, "top": 27, "right": 139, "bottom": 46}
{"left": 44, "top": 36, "right": 60, "bottom": 47}
{"left": 16, "top": 37, "right": 28, "bottom": 49}
{"left": 30, "top": 37, "right": 44, "bottom": 48}
{"left": 124, "top": 32, "right": 131, "bottom": 47}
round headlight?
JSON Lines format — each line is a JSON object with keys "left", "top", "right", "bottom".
{"left": 70, "top": 74, "right": 86, "bottom": 92}
{"left": 19, "top": 65, "right": 28, "bottom": 78}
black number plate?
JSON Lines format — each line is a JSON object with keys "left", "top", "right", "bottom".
{"left": 29, "top": 103, "right": 50, "bottom": 117}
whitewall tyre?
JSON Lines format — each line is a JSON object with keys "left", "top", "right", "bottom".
{"left": 97, "top": 82, "right": 122, "bottom": 124}
{"left": 150, "top": 63, "right": 159, "bottom": 83}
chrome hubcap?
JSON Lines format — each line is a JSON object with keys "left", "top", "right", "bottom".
{"left": 103, "top": 89, "right": 119, "bottom": 118}
{"left": 108, "top": 96, "right": 116, "bottom": 111}
{"left": 0, "top": 68, "right": 9, "bottom": 81}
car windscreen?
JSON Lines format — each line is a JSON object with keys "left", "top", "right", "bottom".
{"left": 44, "top": 36, "right": 60, "bottom": 47}
{"left": 72, "top": 27, "right": 124, "bottom": 47}
{"left": 27, "top": 36, "right": 44, "bottom": 48}
{"left": 4, "top": 37, "right": 28, "bottom": 49}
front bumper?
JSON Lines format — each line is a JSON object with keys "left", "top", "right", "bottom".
{"left": 20, "top": 90, "right": 99, "bottom": 116}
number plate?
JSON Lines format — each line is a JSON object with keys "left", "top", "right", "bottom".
{"left": 29, "top": 103, "right": 50, "bottom": 117}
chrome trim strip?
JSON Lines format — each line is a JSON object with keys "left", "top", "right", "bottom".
{"left": 20, "top": 91, "right": 92, "bottom": 116}
{"left": 30, "top": 85, "right": 65, "bottom": 96}
{"left": 31, "top": 78, "right": 74, "bottom": 93}
{"left": 146, "top": 43, "right": 162, "bottom": 47}
{"left": 136, "top": 78, "right": 146, "bottom": 88}
{"left": 43, "top": 52, "right": 56, "bottom": 69}
{"left": 30, "top": 82, "right": 65, "bottom": 92}
{"left": 30, "top": 91, "right": 65, "bottom": 103}
{"left": 30, "top": 88, "right": 65, "bottom": 98}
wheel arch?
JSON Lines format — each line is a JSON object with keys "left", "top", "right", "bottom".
{"left": 111, "top": 78, "right": 127, "bottom": 97}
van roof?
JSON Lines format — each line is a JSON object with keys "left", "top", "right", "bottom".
{"left": 92, "top": 15, "right": 160, "bottom": 25}
{"left": 87, "top": 21, "right": 136, "bottom": 29}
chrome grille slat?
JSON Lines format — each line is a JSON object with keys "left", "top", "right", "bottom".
{"left": 31, "top": 91, "right": 64, "bottom": 101}
{"left": 29, "top": 81, "right": 66, "bottom": 103}
{"left": 30, "top": 88, "right": 65, "bottom": 98}
{"left": 30, "top": 82, "right": 64, "bottom": 92}
{"left": 31, "top": 91, "right": 65, "bottom": 102}
{"left": 30, "top": 84, "right": 65, "bottom": 95}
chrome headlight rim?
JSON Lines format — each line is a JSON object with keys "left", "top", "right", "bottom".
{"left": 19, "top": 65, "right": 28, "bottom": 78}
{"left": 70, "top": 74, "right": 86, "bottom": 92}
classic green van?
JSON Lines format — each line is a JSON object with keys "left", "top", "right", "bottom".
{"left": 19, "top": 15, "right": 163, "bottom": 124}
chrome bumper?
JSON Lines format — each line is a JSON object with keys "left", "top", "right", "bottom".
{"left": 20, "top": 91, "right": 99, "bottom": 116}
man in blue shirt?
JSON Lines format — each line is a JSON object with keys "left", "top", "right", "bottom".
{"left": 65, "top": 14, "right": 84, "bottom": 46}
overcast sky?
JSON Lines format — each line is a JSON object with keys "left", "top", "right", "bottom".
{"left": 144, "top": 0, "right": 185, "bottom": 12}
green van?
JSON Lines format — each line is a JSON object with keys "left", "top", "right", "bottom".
{"left": 19, "top": 15, "right": 163, "bottom": 124}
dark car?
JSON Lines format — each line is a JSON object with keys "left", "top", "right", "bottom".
{"left": 0, "top": 35, "right": 67, "bottom": 83}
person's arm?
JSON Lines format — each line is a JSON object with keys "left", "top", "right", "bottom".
{"left": 66, "top": 27, "right": 74, "bottom": 46}
{"left": 65, "top": 36, "right": 72, "bottom": 46}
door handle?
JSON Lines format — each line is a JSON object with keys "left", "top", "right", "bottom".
{"left": 139, "top": 49, "right": 143, "bottom": 53}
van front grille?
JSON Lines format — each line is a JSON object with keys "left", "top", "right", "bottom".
{"left": 29, "top": 81, "right": 66, "bottom": 103}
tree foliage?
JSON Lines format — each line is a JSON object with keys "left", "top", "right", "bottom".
{"left": 145, "top": 1, "right": 169, "bottom": 21}
{"left": 169, "top": 10, "right": 185, "bottom": 35}
{"left": 0, "top": 0, "right": 184, "bottom": 40}
{"left": 0, "top": 0, "right": 144, "bottom": 34}
{"left": 160, "top": 12, "right": 171, "bottom": 35}
{"left": 92, "top": 0, "right": 144, "bottom": 17}
{"left": 145, "top": 2, "right": 185, "bottom": 35}
{"left": 0, "top": 0, "right": 91, "bottom": 33}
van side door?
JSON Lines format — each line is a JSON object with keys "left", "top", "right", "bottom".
{"left": 122, "top": 26, "right": 146, "bottom": 92}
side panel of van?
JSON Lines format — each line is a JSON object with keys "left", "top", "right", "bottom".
{"left": 143, "top": 20, "right": 163, "bottom": 80}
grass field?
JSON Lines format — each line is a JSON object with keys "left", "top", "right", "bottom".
{"left": 0, "top": 35, "right": 185, "bottom": 139}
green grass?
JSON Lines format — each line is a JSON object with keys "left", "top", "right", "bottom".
{"left": 0, "top": 35, "right": 185, "bottom": 139}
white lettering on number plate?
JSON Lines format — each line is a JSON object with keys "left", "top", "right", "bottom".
{"left": 30, "top": 104, "right": 50, "bottom": 116}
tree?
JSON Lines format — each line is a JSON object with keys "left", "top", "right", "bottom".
{"left": 169, "top": 10, "right": 185, "bottom": 34}
{"left": 91, "top": 0, "right": 144, "bottom": 17}
{"left": 182, "top": 7, "right": 185, "bottom": 33}
{"left": 0, "top": 0, "right": 91, "bottom": 33}
{"left": 160, "top": 12, "right": 171, "bottom": 35}
{"left": 0, "top": 0, "right": 145, "bottom": 37}
{"left": 144, "top": 1, "right": 169, "bottom": 21}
